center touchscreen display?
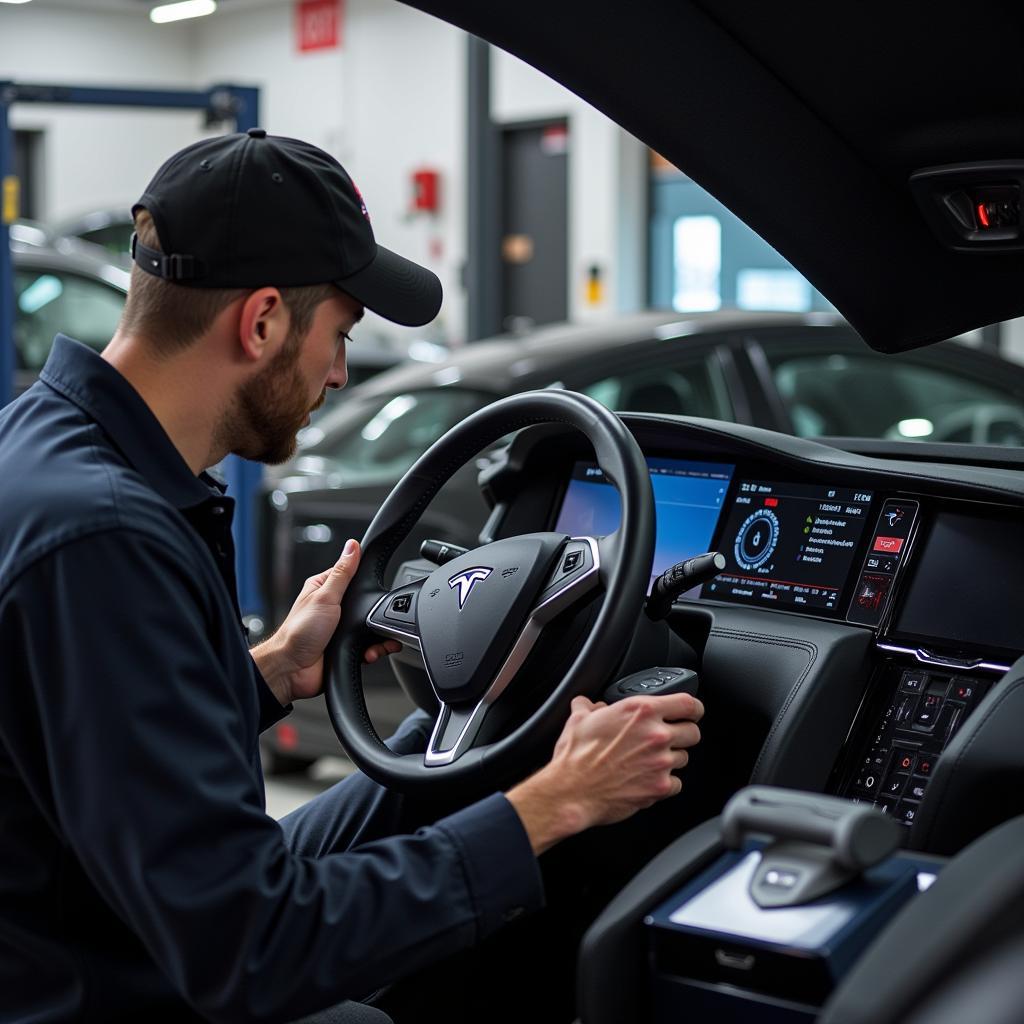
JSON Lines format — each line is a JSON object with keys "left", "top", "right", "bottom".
{"left": 702, "top": 480, "right": 873, "bottom": 614}
{"left": 553, "top": 458, "right": 734, "bottom": 594}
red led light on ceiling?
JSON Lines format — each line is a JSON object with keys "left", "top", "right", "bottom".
{"left": 977, "top": 203, "right": 991, "bottom": 228}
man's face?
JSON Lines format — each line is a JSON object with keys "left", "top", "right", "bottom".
{"left": 231, "top": 290, "right": 362, "bottom": 465}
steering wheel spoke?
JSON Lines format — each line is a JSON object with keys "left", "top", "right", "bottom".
{"left": 365, "top": 578, "right": 425, "bottom": 651}
{"left": 533, "top": 535, "right": 603, "bottom": 624}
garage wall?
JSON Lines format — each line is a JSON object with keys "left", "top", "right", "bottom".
{"left": 189, "top": 0, "right": 463, "bottom": 344}
{"left": 326, "top": 0, "right": 465, "bottom": 346}
{"left": 0, "top": 6, "right": 206, "bottom": 222}
{"left": 1, "top": 0, "right": 635, "bottom": 345}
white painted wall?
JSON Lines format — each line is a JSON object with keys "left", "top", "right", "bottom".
{"left": 0, "top": 5, "right": 207, "bottom": 221}
{"left": 189, "top": 0, "right": 464, "bottom": 344}
{"left": 1, "top": 0, "right": 635, "bottom": 345}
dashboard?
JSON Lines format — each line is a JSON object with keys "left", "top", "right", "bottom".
{"left": 479, "top": 415, "right": 1024, "bottom": 838}
{"left": 551, "top": 453, "right": 1024, "bottom": 652}
{"left": 547, "top": 448, "right": 1024, "bottom": 656}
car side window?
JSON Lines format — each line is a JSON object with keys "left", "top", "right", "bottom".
{"left": 579, "top": 353, "right": 732, "bottom": 419}
{"left": 14, "top": 270, "right": 125, "bottom": 371}
{"left": 768, "top": 349, "right": 1024, "bottom": 445}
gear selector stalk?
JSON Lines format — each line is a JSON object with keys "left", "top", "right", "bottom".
{"left": 646, "top": 551, "right": 726, "bottom": 621}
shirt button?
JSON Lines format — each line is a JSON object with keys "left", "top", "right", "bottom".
{"left": 211, "top": 505, "right": 225, "bottom": 515}
{"left": 502, "top": 906, "right": 526, "bottom": 923}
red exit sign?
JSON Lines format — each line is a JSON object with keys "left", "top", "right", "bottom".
{"left": 296, "top": 0, "right": 342, "bottom": 53}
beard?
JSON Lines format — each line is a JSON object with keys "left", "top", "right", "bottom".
{"left": 218, "top": 323, "right": 327, "bottom": 466}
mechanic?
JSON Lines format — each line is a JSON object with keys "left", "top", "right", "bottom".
{"left": 0, "top": 131, "right": 702, "bottom": 1024}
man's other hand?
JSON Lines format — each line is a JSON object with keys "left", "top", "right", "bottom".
{"left": 506, "top": 692, "right": 704, "bottom": 855}
{"left": 251, "top": 539, "right": 400, "bottom": 705}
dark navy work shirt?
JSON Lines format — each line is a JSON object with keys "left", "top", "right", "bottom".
{"left": 0, "top": 337, "right": 542, "bottom": 1022}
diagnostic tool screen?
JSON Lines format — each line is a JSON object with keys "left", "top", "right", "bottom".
{"left": 703, "top": 480, "right": 873, "bottom": 614}
{"left": 554, "top": 458, "right": 734, "bottom": 594}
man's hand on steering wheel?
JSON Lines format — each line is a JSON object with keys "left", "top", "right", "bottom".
{"left": 252, "top": 539, "right": 400, "bottom": 706}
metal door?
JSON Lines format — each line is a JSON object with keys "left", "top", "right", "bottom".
{"left": 500, "top": 120, "right": 569, "bottom": 331}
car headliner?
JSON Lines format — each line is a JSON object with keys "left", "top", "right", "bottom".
{"left": 401, "top": 0, "right": 1024, "bottom": 355}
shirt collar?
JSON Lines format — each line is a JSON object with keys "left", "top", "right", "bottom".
{"left": 40, "top": 335, "right": 219, "bottom": 510}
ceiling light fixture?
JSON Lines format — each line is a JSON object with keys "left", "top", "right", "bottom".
{"left": 0, "top": 1, "right": 35, "bottom": 6}
{"left": 150, "top": 0, "right": 217, "bottom": 24}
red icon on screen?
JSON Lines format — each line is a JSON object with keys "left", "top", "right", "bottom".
{"left": 874, "top": 536, "right": 904, "bottom": 553}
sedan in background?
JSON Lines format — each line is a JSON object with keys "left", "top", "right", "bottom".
{"left": 11, "top": 226, "right": 130, "bottom": 396}
{"left": 10, "top": 222, "right": 444, "bottom": 398}
{"left": 256, "top": 309, "right": 1024, "bottom": 772}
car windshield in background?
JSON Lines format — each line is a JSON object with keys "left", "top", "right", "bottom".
{"left": 296, "top": 388, "right": 493, "bottom": 483}
{"left": 15, "top": 268, "right": 125, "bottom": 370}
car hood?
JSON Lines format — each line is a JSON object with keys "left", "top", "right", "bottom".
{"left": 401, "top": 0, "right": 1024, "bottom": 354}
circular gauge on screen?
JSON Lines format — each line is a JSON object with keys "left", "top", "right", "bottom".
{"left": 734, "top": 509, "right": 780, "bottom": 570}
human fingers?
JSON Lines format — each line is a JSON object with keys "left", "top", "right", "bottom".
{"left": 314, "top": 539, "right": 360, "bottom": 603}
{"left": 364, "top": 640, "right": 402, "bottom": 664}
{"left": 293, "top": 565, "right": 332, "bottom": 603}
{"left": 570, "top": 695, "right": 598, "bottom": 715}
{"left": 639, "top": 691, "right": 704, "bottom": 724}
{"left": 666, "top": 719, "right": 702, "bottom": 751}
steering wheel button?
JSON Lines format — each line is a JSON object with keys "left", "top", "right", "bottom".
{"left": 381, "top": 590, "right": 419, "bottom": 624}
{"left": 562, "top": 550, "right": 583, "bottom": 573}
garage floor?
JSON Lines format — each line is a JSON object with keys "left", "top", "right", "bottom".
{"left": 264, "top": 756, "right": 356, "bottom": 820}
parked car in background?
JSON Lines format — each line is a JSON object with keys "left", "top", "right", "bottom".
{"left": 9, "top": 222, "right": 443, "bottom": 399}
{"left": 50, "top": 207, "right": 134, "bottom": 266}
{"left": 11, "top": 225, "right": 130, "bottom": 396}
{"left": 256, "top": 308, "right": 1024, "bottom": 772}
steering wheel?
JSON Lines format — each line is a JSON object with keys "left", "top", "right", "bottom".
{"left": 326, "top": 390, "right": 655, "bottom": 795}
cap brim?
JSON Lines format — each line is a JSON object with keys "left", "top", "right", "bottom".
{"left": 335, "top": 244, "right": 442, "bottom": 327}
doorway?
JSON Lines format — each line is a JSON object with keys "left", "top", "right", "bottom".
{"left": 500, "top": 120, "right": 569, "bottom": 332}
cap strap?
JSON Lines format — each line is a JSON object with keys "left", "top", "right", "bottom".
{"left": 130, "top": 233, "right": 201, "bottom": 282}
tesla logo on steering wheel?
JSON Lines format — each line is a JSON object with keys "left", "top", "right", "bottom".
{"left": 448, "top": 567, "right": 492, "bottom": 610}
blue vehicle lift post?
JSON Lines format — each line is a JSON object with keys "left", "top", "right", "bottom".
{"left": 0, "top": 82, "right": 265, "bottom": 616}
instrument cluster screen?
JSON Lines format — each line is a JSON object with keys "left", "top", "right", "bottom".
{"left": 703, "top": 480, "right": 873, "bottom": 614}
{"left": 554, "top": 458, "right": 734, "bottom": 594}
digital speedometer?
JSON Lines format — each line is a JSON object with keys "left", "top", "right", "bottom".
{"left": 734, "top": 509, "right": 780, "bottom": 570}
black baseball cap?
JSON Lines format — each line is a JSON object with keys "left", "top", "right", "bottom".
{"left": 131, "top": 129, "right": 442, "bottom": 327}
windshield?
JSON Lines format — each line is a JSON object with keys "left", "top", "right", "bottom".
{"left": 293, "top": 388, "right": 493, "bottom": 484}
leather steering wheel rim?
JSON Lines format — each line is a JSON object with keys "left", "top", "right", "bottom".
{"left": 326, "top": 389, "right": 655, "bottom": 796}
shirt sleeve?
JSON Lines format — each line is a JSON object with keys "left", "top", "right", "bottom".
{"left": 13, "top": 529, "right": 544, "bottom": 1022}
{"left": 251, "top": 658, "right": 292, "bottom": 734}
